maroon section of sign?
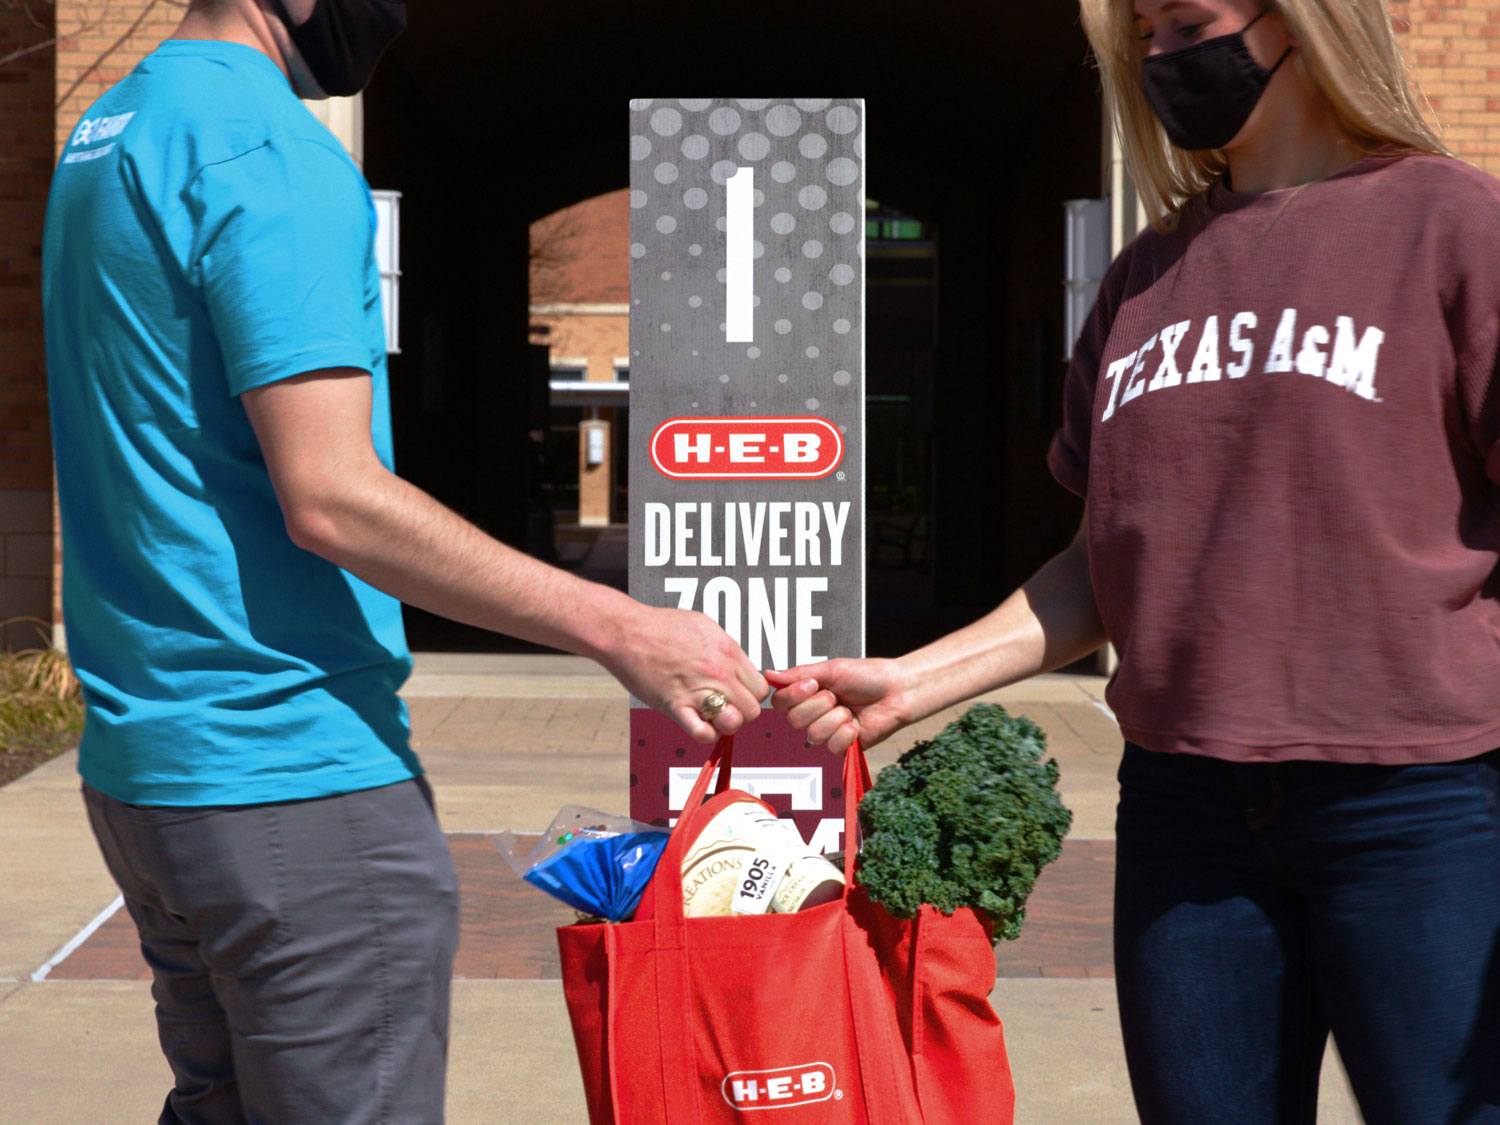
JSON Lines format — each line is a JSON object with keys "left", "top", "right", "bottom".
{"left": 629, "top": 705, "right": 849, "bottom": 853}
{"left": 649, "top": 416, "right": 844, "bottom": 480}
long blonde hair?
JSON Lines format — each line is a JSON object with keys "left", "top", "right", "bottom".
{"left": 1080, "top": 0, "right": 1449, "bottom": 229}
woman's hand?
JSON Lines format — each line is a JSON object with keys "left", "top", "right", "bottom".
{"left": 763, "top": 658, "right": 916, "bottom": 754}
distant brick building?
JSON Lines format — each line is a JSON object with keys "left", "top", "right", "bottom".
{"left": 528, "top": 191, "right": 630, "bottom": 527}
{"left": 2, "top": 0, "right": 1496, "bottom": 651}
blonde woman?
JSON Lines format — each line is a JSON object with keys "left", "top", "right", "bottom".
{"left": 765, "top": 1, "right": 1500, "bottom": 1120}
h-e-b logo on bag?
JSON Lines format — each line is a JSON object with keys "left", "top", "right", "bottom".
{"left": 721, "top": 1062, "right": 839, "bottom": 1110}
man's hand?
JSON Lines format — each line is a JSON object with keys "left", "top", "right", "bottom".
{"left": 601, "top": 605, "right": 770, "bottom": 743}
{"left": 763, "top": 658, "right": 915, "bottom": 755}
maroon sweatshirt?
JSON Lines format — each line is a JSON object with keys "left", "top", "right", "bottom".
{"left": 1048, "top": 151, "right": 1500, "bottom": 764}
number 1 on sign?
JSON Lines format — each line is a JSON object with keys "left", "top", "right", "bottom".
{"left": 725, "top": 166, "right": 753, "bottom": 342}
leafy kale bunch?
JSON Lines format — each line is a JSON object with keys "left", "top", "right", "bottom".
{"left": 856, "top": 703, "right": 1072, "bottom": 943}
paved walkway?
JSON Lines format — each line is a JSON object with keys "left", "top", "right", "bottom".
{"left": 0, "top": 656, "right": 1363, "bottom": 1122}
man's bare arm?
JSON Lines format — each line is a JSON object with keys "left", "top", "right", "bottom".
{"left": 242, "top": 368, "right": 768, "bottom": 742}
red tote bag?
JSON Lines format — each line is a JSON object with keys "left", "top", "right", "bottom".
{"left": 557, "top": 735, "right": 1016, "bottom": 1123}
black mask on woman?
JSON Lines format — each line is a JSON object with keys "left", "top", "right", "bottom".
{"left": 1140, "top": 6, "right": 1294, "bottom": 151}
{"left": 271, "top": 0, "right": 407, "bottom": 98}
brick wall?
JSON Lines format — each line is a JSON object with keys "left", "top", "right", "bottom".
{"left": 43, "top": 0, "right": 184, "bottom": 649}
{"left": 1390, "top": 0, "right": 1500, "bottom": 170}
{"left": 54, "top": 0, "right": 184, "bottom": 152}
{"left": 0, "top": 2, "right": 58, "bottom": 650}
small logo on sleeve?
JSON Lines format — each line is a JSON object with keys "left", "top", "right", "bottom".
{"left": 63, "top": 111, "right": 136, "bottom": 164}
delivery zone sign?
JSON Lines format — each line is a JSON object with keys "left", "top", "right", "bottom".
{"left": 627, "top": 98, "right": 865, "bottom": 848}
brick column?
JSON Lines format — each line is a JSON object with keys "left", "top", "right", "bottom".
{"left": 1391, "top": 0, "right": 1500, "bottom": 172}
{"left": 0, "top": 2, "right": 58, "bottom": 651}
{"left": 41, "top": 0, "right": 182, "bottom": 651}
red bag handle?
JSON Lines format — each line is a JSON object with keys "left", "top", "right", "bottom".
{"left": 650, "top": 735, "right": 733, "bottom": 933}
{"left": 841, "top": 736, "right": 872, "bottom": 888}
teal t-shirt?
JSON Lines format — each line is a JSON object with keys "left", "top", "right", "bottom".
{"left": 42, "top": 39, "right": 420, "bottom": 806}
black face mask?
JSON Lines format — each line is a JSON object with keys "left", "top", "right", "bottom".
{"left": 1140, "top": 6, "right": 1293, "bottom": 151}
{"left": 271, "top": 0, "right": 406, "bottom": 97}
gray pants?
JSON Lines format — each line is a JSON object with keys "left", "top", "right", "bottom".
{"left": 82, "top": 776, "right": 460, "bottom": 1124}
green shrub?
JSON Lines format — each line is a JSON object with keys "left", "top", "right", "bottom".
{"left": 0, "top": 617, "right": 84, "bottom": 770}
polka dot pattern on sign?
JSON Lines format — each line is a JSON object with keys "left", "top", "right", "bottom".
{"left": 708, "top": 107, "right": 741, "bottom": 135}
{"left": 826, "top": 106, "right": 858, "bottom": 135}
{"left": 798, "top": 185, "right": 827, "bottom": 210}
{"left": 630, "top": 98, "right": 864, "bottom": 401}
{"left": 826, "top": 158, "right": 858, "bottom": 187}
{"left": 799, "top": 134, "right": 828, "bottom": 159}
{"left": 765, "top": 105, "right": 801, "bottom": 136}
{"left": 738, "top": 133, "right": 771, "bottom": 161}
{"left": 650, "top": 107, "right": 683, "bottom": 136}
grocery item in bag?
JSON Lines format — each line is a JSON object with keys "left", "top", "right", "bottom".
{"left": 678, "top": 795, "right": 844, "bottom": 917}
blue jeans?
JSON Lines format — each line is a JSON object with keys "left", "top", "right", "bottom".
{"left": 1113, "top": 742, "right": 1500, "bottom": 1124}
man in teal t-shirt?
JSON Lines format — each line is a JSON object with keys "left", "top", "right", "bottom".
{"left": 42, "top": 1, "right": 769, "bottom": 1119}
{"left": 47, "top": 34, "right": 415, "bottom": 809}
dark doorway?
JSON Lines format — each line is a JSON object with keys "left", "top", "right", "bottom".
{"left": 363, "top": 1, "right": 1101, "bottom": 655}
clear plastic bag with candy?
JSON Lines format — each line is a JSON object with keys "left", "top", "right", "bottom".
{"left": 497, "top": 806, "right": 669, "bottom": 922}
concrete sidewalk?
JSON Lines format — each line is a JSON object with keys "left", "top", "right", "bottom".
{"left": 0, "top": 656, "right": 1363, "bottom": 1123}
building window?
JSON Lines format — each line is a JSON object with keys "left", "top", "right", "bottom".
{"left": 866, "top": 199, "right": 928, "bottom": 242}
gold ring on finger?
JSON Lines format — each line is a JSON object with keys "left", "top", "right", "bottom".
{"left": 699, "top": 690, "right": 728, "bottom": 722}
